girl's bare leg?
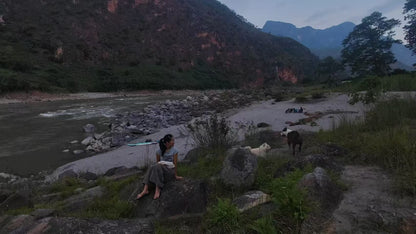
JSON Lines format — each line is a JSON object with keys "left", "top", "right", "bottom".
{"left": 136, "top": 184, "right": 149, "bottom": 199}
{"left": 153, "top": 186, "right": 161, "bottom": 199}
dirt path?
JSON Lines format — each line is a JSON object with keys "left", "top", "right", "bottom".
{"left": 327, "top": 166, "right": 416, "bottom": 233}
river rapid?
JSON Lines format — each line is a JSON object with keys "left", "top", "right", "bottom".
{"left": 0, "top": 94, "right": 183, "bottom": 176}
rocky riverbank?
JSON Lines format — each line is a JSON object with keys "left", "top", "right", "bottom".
{"left": 75, "top": 89, "right": 268, "bottom": 153}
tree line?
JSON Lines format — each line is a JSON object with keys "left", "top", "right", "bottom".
{"left": 318, "top": 0, "right": 416, "bottom": 82}
{"left": 316, "top": 0, "right": 416, "bottom": 103}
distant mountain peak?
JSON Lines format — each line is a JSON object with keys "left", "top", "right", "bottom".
{"left": 263, "top": 21, "right": 415, "bottom": 70}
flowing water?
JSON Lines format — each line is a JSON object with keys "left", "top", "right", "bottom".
{"left": 0, "top": 95, "right": 178, "bottom": 176}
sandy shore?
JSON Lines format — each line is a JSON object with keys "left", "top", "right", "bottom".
{"left": 46, "top": 93, "right": 367, "bottom": 181}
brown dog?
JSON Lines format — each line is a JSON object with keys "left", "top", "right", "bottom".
{"left": 286, "top": 130, "right": 302, "bottom": 156}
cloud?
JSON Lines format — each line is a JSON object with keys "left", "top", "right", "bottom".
{"left": 367, "top": 0, "right": 405, "bottom": 16}
{"left": 305, "top": 6, "right": 346, "bottom": 24}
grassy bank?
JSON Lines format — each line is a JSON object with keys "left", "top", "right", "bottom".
{"left": 317, "top": 97, "right": 416, "bottom": 195}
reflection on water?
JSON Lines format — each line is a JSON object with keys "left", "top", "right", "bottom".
{"left": 0, "top": 95, "right": 173, "bottom": 176}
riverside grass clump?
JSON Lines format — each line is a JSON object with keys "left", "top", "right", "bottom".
{"left": 318, "top": 97, "right": 416, "bottom": 195}
{"left": 205, "top": 198, "right": 241, "bottom": 233}
{"left": 77, "top": 176, "right": 136, "bottom": 219}
{"left": 254, "top": 157, "right": 313, "bottom": 232}
{"left": 187, "top": 114, "right": 236, "bottom": 150}
{"left": 31, "top": 176, "right": 136, "bottom": 219}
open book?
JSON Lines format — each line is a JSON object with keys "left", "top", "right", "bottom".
{"left": 158, "top": 161, "right": 175, "bottom": 169}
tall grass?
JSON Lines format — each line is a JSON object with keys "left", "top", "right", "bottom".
{"left": 187, "top": 114, "right": 237, "bottom": 150}
{"left": 318, "top": 97, "right": 416, "bottom": 195}
{"left": 205, "top": 198, "right": 241, "bottom": 233}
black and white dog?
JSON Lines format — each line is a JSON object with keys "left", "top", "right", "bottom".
{"left": 281, "top": 127, "right": 302, "bottom": 155}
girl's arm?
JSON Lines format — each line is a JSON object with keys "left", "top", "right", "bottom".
{"left": 173, "top": 153, "right": 183, "bottom": 180}
{"left": 156, "top": 153, "right": 161, "bottom": 162}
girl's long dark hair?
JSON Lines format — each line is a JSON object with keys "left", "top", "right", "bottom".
{"left": 159, "top": 134, "right": 173, "bottom": 156}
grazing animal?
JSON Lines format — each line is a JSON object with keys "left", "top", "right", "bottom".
{"left": 245, "top": 142, "right": 271, "bottom": 157}
{"left": 280, "top": 127, "right": 293, "bottom": 136}
{"left": 281, "top": 127, "right": 302, "bottom": 155}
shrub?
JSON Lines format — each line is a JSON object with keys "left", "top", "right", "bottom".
{"left": 318, "top": 97, "right": 416, "bottom": 195}
{"left": 244, "top": 128, "right": 282, "bottom": 149}
{"left": 249, "top": 216, "right": 277, "bottom": 234}
{"left": 177, "top": 148, "right": 226, "bottom": 179}
{"left": 295, "top": 95, "right": 308, "bottom": 103}
{"left": 206, "top": 198, "right": 241, "bottom": 233}
{"left": 311, "top": 92, "right": 325, "bottom": 99}
{"left": 187, "top": 114, "right": 236, "bottom": 149}
{"left": 49, "top": 177, "right": 84, "bottom": 198}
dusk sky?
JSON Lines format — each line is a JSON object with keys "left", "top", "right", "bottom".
{"left": 217, "top": 0, "right": 407, "bottom": 40}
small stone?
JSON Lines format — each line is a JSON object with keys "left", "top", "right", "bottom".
{"left": 73, "top": 150, "right": 84, "bottom": 155}
{"left": 81, "top": 136, "right": 93, "bottom": 145}
{"left": 62, "top": 149, "right": 70, "bottom": 153}
{"left": 70, "top": 140, "right": 78, "bottom": 144}
{"left": 30, "top": 209, "right": 56, "bottom": 220}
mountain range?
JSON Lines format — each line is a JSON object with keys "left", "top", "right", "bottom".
{"left": 0, "top": 0, "right": 318, "bottom": 92}
{"left": 262, "top": 21, "right": 416, "bottom": 70}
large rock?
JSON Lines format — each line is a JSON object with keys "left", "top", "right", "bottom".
{"left": 134, "top": 179, "right": 208, "bottom": 219}
{"left": 298, "top": 154, "right": 342, "bottom": 172}
{"left": 273, "top": 154, "right": 342, "bottom": 178}
{"left": 220, "top": 147, "right": 258, "bottom": 188}
{"left": 298, "top": 167, "right": 342, "bottom": 210}
{"left": 183, "top": 147, "right": 213, "bottom": 165}
{"left": 0, "top": 216, "right": 153, "bottom": 233}
{"left": 61, "top": 186, "right": 106, "bottom": 212}
{"left": 0, "top": 191, "right": 33, "bottom": 214}
{"left": 58, "top": 170, "right": 78, "bottom": 181}
{"left": 104, "top": 166, "right": 143, "bottom": 181}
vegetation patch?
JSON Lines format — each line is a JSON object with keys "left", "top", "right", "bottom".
{"left": 318, "top": 97, "right": 416, "bottom": 195}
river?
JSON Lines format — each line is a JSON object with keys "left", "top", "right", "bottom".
{"left": 0, "top": 94, "right": 181, "bottom": 176}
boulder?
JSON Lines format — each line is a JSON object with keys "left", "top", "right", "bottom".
{"left": 105, "top": 167, "right": 143, "bottom": 181}
{"left": 0, "top": 190, "right": 13, "bottom": 204}
{"left": 61, "top": 186, "right": 106, "bottom": 212}
{"left": 298, "top": 167, "right": 342, "bottom": 210}
{"left": 81, "top": 136, "right": 94, "bottom": 145}
{"left": 134, "top": 179, "right": 208, "bottom": 219}
{"left": 220, "top": 147, "right": 258, "bottom": 188}
{"left": 73, "top": 150, "right": 84, "bottom": 155}
{"left": 79, "top": 172, "right": 98, "bottom": 181}
{"left": 0, "top": 216, "right": 153, "bottom": 233}
{"left": 298, "top": 154, "right": 342, "bottom": 172}
{"left": 233, "top": 191, "right": 271, "bottom": 212}
{"left": 104, "top": 166, "right": 129, "bottom": 176}
{"left": 256, "top": 122, "right": 271, "bottom": 128}
{"left": 82, "top": 124, "right": 96, "bottom": 134}
{"left": 58, "top": 170, "right": 78, "bottom": 181}
{"left": 183, "top": 147, "right": 210, "bottom": 164}
{"left": 30, "top": 209, "right": 56, "bottom": 220}
{"left": 0, "top": 191, "right": 33, "bottom": 213}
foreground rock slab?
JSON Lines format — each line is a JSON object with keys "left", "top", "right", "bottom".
{"left": 0, "top": 215, "right": 153, "bottom": 233}
{"left": 220, "top": 147, "right": 258, "bottom": 189}
{"left": 328, "top": 166, "right": 416, "bottom": 233}
{"left": 134, "top": 179, "right": 208, "bottom": 219}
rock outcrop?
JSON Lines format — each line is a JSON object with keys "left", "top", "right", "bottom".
{"left": 220, "top": 147, "right": 258, "bottom": 189}
{"left": 134, "top": 179, "right": 208, "bottom": 218}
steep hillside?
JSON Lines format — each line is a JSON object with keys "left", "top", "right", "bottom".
{"left": 0, "top": 0, "right": 318, "bottom": 92}
{"left": 263, "top": 21, "right": 416, "bottom": 69}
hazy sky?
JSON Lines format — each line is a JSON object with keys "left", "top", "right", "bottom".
{"left": 217, "top": 0, "right": 406, "bottom": 40}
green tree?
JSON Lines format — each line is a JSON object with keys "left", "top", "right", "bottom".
{"left": 317, "top": 56, "right": 344, "bottom": 86}
{"left": 341, "top": 12, "right": 400, "bottom": 77}
{"left": 403, "top": 0, "right": 416, "bottom": 54}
